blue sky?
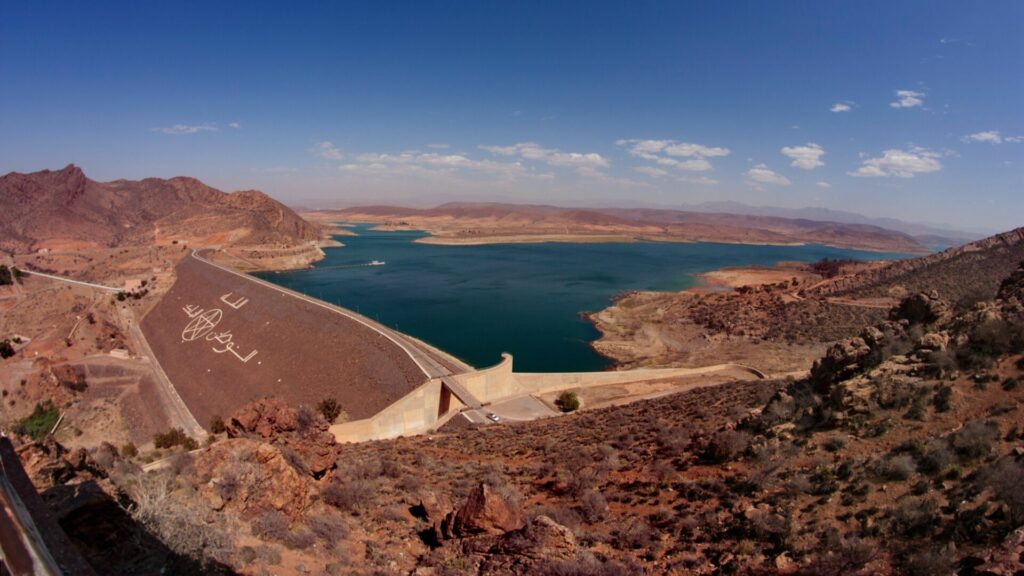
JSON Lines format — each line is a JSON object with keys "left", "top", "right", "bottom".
{"left": 1, "top": 1, "right": 1021, "bottom": 231}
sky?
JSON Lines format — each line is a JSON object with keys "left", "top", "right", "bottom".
{"left": 1, "top": 1, "right": 1022, "bottom": 232}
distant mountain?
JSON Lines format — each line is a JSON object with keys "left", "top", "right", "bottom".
{"left": 681, "top": 201, "right": 986, "bottom": 246}
{"left": 0, "top": 165, "right": 321, "bottom": 254}
{"left": 323, "top": 202, "right": 931, "bottom": 253}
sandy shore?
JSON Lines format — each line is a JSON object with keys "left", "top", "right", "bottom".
{"left": 415, "top": 234, "right": 639, "bottom": 245}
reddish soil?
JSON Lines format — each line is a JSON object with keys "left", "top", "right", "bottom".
{"left": 140, "top": 254, "right": 426, "bottom": 429}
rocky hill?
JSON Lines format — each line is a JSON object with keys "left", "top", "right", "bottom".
{"left": 590, "top": 226, "right": 1024, "bottom": 373}
{"left": 313, "top": 202, "right": 929, "bottom": 253}
{"left": 0, "top": 165, "right": 322, "bottom": 254}
{"left": 809, "top": 226, "right": 1024, "bottom": 304}
{"left": 9, "top": 263, "right": 1024, "bottom": 574}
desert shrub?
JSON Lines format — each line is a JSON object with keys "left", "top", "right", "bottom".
{"left": 951, "top": 420, "right": 999, "bottom": 460}
{"left": 612, "top": 519, "right": 658, "bottom": 550}
{"left": 901, "top": 548, "right": 954, "bottom": 576}
{"left": 307, "top": 509, "right": 348, "bottom": 548}
{"left": 932, "top": 385, "right": 952, "bottom": 412}
{"left": 0, "top": 265, "right": 11, "bottom": 285}
{"left": 209, "top": 416, "right": 226, "bottom": 434}
{"left": 153, "top": 428, "right": 198, "bottom": 450}
{"left": 538, "top": 557, "right": 636, "bottom": 576}
{"left": 806, "top": 533, "right": 878, "bottom": 575}
{"left": 13, "top": 401, "right": 60, "bottom": 439}
{"left": 0, "top": 339, "right": 14, "bottom": 359}
{"left": 321, "top": 479, "right": 375, "bottom": 512}
{"left": 956, "top": 318, "right": 1024, "bottom": 369}
{"left": 918, "top": 442, "right": 955, "bottom": 476}
{"left": 216, "top": 469, "right": 239, "bottom": 502}
{"left": 1002, "top": 377, "right": 1019, "bottom": 391}
{"left": 296, "top": 405, "right": 318, "bottom": 434}
{"left": 889, "top": 496, "right": 940, "bottom": 537}
{"left": 701, "top": 430, "right": 751, "bottom": 463}
{"left": 316, "top": 398, "right": 343, "bottom": 423}
{"left": 878, "top": 454, "right": 916, "bottom": 481}
{"left": 980, "top": 458, "right": 1024, "bottom": 526}
{"left": 578, "top": 489, "right": 609, "bottom": 523}
{"left": 121, "top": 442, "right": 138, "bottom": 458}
{"left": 126, "top": 470, "right": 233, "bottom": 567}
{"left": 283, "top": 525, "right": 316, "bottom": 550}
{"left": 924, "top": 349, "right": 957, "bottom": 379}
{"left": 556, "top": 392, "right": 580, "bottom": 412}
{"left": 823, "top": 435, "right": 847, "bottom": 452}
{"left": 251, "top": 510, "right": 290, "bottom": 542}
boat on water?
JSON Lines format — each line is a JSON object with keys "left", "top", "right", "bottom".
{"left": 368, "top": 260, "right": 386, "bottom": 266}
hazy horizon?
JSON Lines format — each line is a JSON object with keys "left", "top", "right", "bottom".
{"left": 2, "top": 1, "right": 1022, "bottom": 230}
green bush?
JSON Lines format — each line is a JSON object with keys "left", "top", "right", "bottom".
{"left": 0, "top": 265, "right": 11, "bottom": 286}
{"left": 555, "top": 391, "right": 580, "bottom": 412}
{"left": 316, "top": 398, "right": 343, "bottom": 423}
{"left": 13, "top": 401, "right": 60, "bottom": 439}
{"left": 153, "top": 428, "right": 198, "bottom": 450}
{"left": 209, "top": 415, "right": 227, "bottom": 434}
{"left": 121, "top": 442, "right": 138, "bottom": 458}
{"left": 0, "top": 339, "right": 15, "bottom": 359}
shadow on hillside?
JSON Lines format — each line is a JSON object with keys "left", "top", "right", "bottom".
{"left": 43, "top": 480, "right": 237, "bottom": 576}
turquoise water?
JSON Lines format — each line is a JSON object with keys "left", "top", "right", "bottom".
{"left": 257, "top": 225, "right": 909, "bottom": 372}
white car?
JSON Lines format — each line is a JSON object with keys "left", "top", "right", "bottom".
{"left": 486, "top": 412, "right": 500, "bottom": 422}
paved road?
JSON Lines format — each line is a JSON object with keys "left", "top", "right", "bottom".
{"left": 19, "top": 269, "right": 120, "bottom": 293}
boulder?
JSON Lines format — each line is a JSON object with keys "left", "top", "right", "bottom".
{"left": 191, "top": 439, "right": 311, "bottom": 520}
{"left": 810, "top": 336, "right": 871, "bottom": 391}
{"left": 915, "top": 331, "right": 950, "bottom": 352}
{"left": 227, "top": 397, "right": 340, "bottom": 477}
{"left": 890, "top": 292, "right": 950, "bottom": 326}
{"left": 440, "top": 483, "right": 523, "bottom": 538}
{"left": 227, "top": 397, "right": 298, "bottom": 438}
{"left": 489, "top": 515, "right": 577, "bottom": 561}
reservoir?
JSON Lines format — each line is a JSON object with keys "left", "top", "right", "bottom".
{"left": 257, "top": 225, "right": 909, "bottom": 372}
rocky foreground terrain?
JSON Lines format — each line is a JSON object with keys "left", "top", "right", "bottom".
{"left": 590, "top": 227, "right": 1024, "bottom": 374}
{"left": 311, "top": 202, "right": 929, "bottom": 253}
{"left": 6, "top": 261, "right": 1024, "bottom": 574}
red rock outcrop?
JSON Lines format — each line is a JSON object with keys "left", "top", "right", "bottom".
{"left": 227, "top": 397, "right": 340, "bottom": 477}
{"left": 438, "top": 483, "right": 524, "bottom": 539}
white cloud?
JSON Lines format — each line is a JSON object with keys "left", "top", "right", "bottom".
{"left": 849, "top": 147, "right": 943, "bottom": 178}
{"left": 339, "top": 150, "right": 541, "bottom": 181}
{"left": 228, "top": 122, "right": 241, "bottom": 129}
{"left": 890, "top": 89, "right": 925, "bottom": 109}
{"left": 962, "top": 130, "right": 1023, "bottom": 144}
{"left": 479, "top": 142, "right": 609, "bottom": 176}
{"left": 745, "top": 164, "right": 791, "bottom": 186}
{"left": 311, "top": 141, "right": 344, "bottom": 160}
{"left": 617, "top": 138, "right": 730, "bottom": 173}
{"left": 680, "top": 176, "right": 718, "bottom": 185}
{"left": 153, "top": 123, "right": 218, "bottom": 135}
{"left": 662, "top": 142, "right": 730, "bottom": 158}
{"left": 780, "top": 143, "right": 825, "bottom": 170}
{"left": 635, "top": 166, "right": 668, "bottom": 178}
{"left": 816, "top": 181, "right": 832, "bottom": 188}
{"left": 830, "top": 102, "right": 854, "bottom": 113}
{"left": 427, "top": 143, "right": 450, "bottom": 149}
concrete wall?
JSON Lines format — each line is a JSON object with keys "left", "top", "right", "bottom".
{"left": 329, "top": 354, "right": 765, "bottom": 443}
{"left": 331, "top": 377, "right": 460, "bottom": 443}
{"left": 449, "top": 353, "right": 516, "bottom": 401}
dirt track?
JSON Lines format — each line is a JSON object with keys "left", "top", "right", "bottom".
{"left": 140, "top": 254, "right": 426, "bottom": 429}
